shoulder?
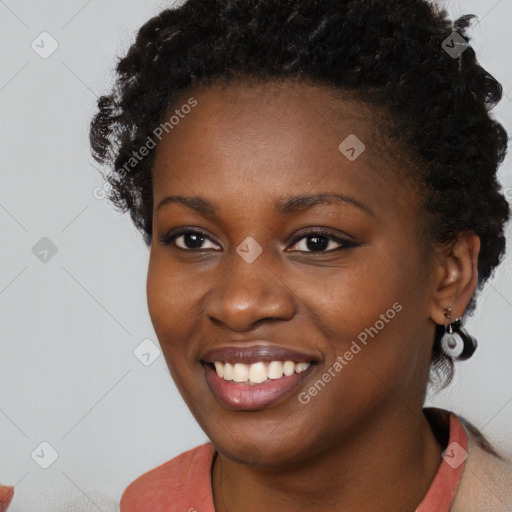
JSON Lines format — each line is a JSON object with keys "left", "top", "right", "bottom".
{"left": 120, "top": 442, "right": 216, "bottom": 512}
{"left": 452, "top": 415, "right": 512, "bottom": 512}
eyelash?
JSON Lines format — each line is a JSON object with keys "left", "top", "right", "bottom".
{"left": 159, "top": 228, "right": 357, "bottom": 253}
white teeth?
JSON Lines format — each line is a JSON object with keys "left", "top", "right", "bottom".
{"left": 249, "top": 362, "right": 268, "bottom": 384}
{"left": 223, "top": 362, "right": 234, "bottom": 381}
{"left": 214, "top": 362, "right": 224, "bottom": 378}
{"left": 233, "top": 363, "right": 249, "bottom": 382}
{"left": 295, "top": 362, "right": 310, "bottom": 373}
{"left": 283, "top": 360, "right": 295, "bottom": 376}
{"left": 268, "top": 361, "right": 284, "bottom": 379}
{"left": 212, "top": 360, "right": 311, "bottom": 383}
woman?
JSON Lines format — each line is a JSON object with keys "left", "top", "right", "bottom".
{"left": 88, "top": 0, "right": 512, "bottom": 510}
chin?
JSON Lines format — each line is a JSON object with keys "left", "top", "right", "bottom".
{"left": 206, "top": 422, "right": 314, "bottom": 469}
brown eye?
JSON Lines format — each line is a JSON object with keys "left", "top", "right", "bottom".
{"left": 160, "top": 229, "right": 221, "bottom": 250}
{"left": 288, "top": 230, "right": 357, "bottom": 253}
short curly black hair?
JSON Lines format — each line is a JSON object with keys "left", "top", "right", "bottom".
{"left": 90, "top": 0, "right": 510, "bottom": 382}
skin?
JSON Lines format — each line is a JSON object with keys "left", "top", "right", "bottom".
{"left": 146, "top": 80, "right": 480, "bottom": 512}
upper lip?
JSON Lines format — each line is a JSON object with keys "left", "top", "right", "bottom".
{"left": 201, "top": 342, "right": 319, "bottom": 364}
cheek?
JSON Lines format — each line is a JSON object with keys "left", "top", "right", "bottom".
{"left": 146, "top": 255, "right": 195, "bottom": 359}
{"left": 146, "top": 253, "right": 215, "bottom": 377}
{"left": 146, "top": 261, "right": 173, "bottom": 334}
{"left": 299, "top": 254, "right": 413, "bottom": 330}
{"left": 146, "top": 251, "right": 198, "bottom": 324}
{"left": 301, "top": 248, "right": 431, "bottom": 377}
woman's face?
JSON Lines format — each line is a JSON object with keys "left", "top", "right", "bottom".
{"left": 147, "top": 80, "right": 439, "bottom": 465}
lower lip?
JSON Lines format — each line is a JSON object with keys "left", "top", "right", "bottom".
{"left": 203, "top": 364, "right": 314, "bottom": 410}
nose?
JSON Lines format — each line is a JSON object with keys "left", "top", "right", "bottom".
{"left": 205, "top": 250, "right": 296, "bottom": 332}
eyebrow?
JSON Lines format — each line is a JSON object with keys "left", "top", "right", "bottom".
{"left": 156, "top": 192, "right": 375, "bottom": 217}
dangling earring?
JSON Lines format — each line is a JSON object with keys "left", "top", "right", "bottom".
{"left": 440, "top": 307, "right": 478, "bottom": 361}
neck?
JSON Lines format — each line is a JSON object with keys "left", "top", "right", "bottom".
{"left": 212, "top": 406, "right": 443, "bottom": 512}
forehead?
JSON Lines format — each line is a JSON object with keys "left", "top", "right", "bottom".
{"left": 158, "top": 80, "right": 373, "bottom": 147}
{"left": 151, "top": 79, "right": 419, "bottom": 215}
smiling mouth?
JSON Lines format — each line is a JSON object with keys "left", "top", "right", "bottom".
{"left": 202, "top": 359, "right": 316, "bottom": 410}
{"left": 200, "top": 343, "right": 318, "bottom": 409}
{"left": 207, "top": 360, "right": 311, "bottom": 384}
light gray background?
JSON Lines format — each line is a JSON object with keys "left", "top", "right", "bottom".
{"left": 0, "top": 0, "right": 511, "bottom": 510}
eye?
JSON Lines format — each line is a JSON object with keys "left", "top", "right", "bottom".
{"left": 287, "top": 230, "right": 357, "bottom": 253}
{"left": 159, "top": 229, "right": 221, "bottom": 251}
{"left": 159, "top": 228, "right": 357, "bottom": 253}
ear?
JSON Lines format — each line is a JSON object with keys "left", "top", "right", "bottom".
{"left": 429, "top": 231, "right": 480, "bottom": 325}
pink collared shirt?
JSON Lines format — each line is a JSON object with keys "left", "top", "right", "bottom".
{"left": 119, "top": 411, "right": 468, "bottom": 512}
{"left": 0, "top": 485, "right": 14, "bottom": 512}
{"left": 416, "top": 412, "right": 467, "bottom": 511}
